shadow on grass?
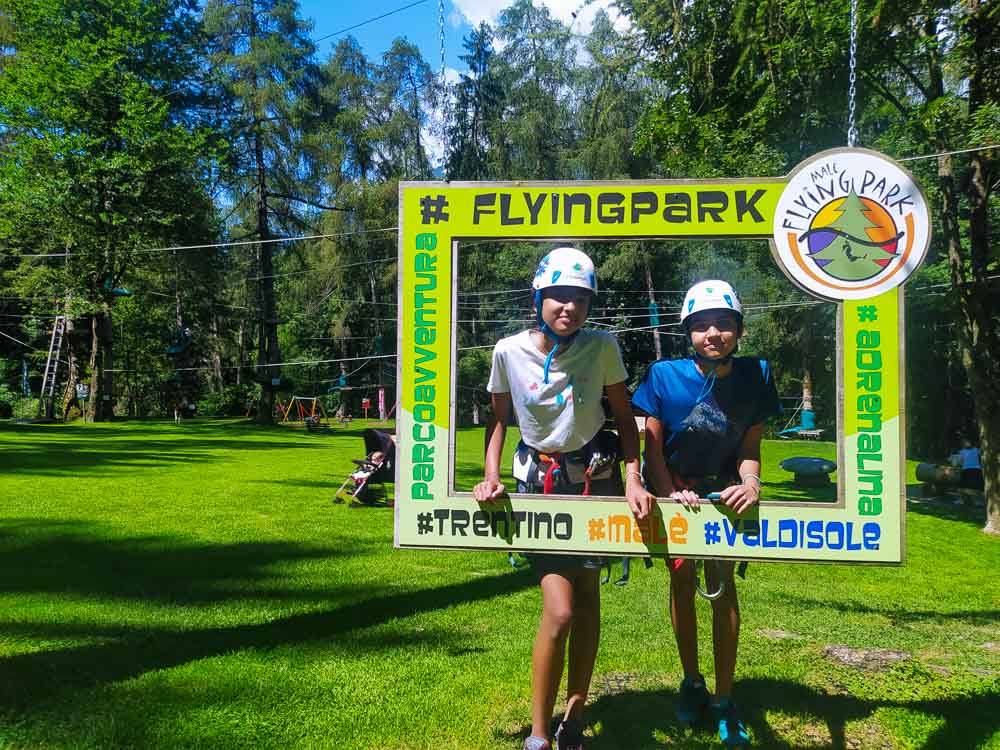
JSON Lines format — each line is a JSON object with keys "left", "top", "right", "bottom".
{"left": 762, "top": 479, "right": 838, "bottom": 504}
{"left": 572, "top": 678, "right": 1000, "bottom": 749}
{"left": 906, "top": 493, "right": 988, "bottom": 528}
{"left": 1, "top": 420, "right": 249, "bottom": 438}
{"left": 0, "top": 567, "right": 535, "bottom": 713}
{"left": 777, "top": 592, "right": 1000, "bottom": 627}
{"left": 249, "top": 478, "right": 342, "bottom": 489}
{"left": 0, "top": 518, "right": 375, "bottom": 604}
{"left": 0, "top": 437, "right": 332, "bottom": 475}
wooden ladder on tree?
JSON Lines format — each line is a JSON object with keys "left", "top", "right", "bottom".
{"left": 38, "top": 315, "right": 66, "bottom": 417}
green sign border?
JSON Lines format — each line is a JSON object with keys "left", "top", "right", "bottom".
{"left": 394, "top": 166, "right": 914, "bottom": 564}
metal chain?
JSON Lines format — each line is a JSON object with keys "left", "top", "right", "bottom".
{"left": 847, "top": 0, "right": 859, "bottom": 147}
{"left": 438, "top": 0, "right": 446, "bottom": 80}
{"left": 438, "top": 0, "right": 450, "bottom": 168}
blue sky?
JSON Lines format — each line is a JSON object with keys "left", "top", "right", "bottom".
{"left": 296, "top": 0, "right": 625, "bottom": 74}
{"left": 297, "top": 1, "right": 471, "bottom": 73}
{"left": 294, "top": 1, "right": 625, "bottom": 166}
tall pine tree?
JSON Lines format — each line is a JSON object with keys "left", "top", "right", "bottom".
{"left": 810, "top": 191, "right": 893, "bottom": 281}
{"left": 0, "top": 0, "right": 215, "bottom": 420}
{"left": 203, "top": 0, "right": 324, "bottom": 424}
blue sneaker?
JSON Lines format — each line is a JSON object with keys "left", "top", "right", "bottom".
{"left": 675, "top": 676, "right": 711, "bottom": 723}
{"left": 713, "top": 699, "right": 750, "bottom": 746}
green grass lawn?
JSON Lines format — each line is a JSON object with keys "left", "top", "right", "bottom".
{"left": 0, "top": 420, "right": 997, "bottom": 749}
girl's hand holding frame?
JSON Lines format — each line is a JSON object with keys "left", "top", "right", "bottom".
{"left": 474, "top": 477, "right": 507, "bottom": 502}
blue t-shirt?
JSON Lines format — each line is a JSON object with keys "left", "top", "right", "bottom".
{"left": 632, "top": 357, "right": 781, "bottom": 479}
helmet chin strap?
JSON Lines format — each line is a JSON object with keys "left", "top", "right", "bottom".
{"left": 690, "top": 349, "right": 733, "bottom": 405}
{"left": 687, "top": 331, "right": 738, "bottom": 404}
{"left": 535, "top": 289, "right": 580, "bottom": 384}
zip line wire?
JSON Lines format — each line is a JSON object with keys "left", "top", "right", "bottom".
{"left": 99, "top": 297, "right": 831, "bottom": 376}
{"left": 318, "top": 359, "right": 373, "bottom": 383}
{"left": 9, "top": 227, "right": 400, "bottom": 259}
{"left": 248, "top": 256, "right": 395, "bottom": 281}
{"left": 313, "top": 0, "right": 430, "bottom": 44}
{"left": 105, "top": 353, "right": 397, "bottom": 374}
{"left": 898, "top": 144, "right": 1000, "bottom": 162}
{"left": 0, "top": 330, "right": 40, "bottom": 349}
{"left": 10, "top": 143, "right": 1000, "bottom": 260}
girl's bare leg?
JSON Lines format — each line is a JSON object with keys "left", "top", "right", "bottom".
{"left": 564, "top": 567, "right": 600, "bottom": 722}
{"left": 669, "top": 560, "right": 701, "bottom": 679}
{"left": 705, "top": 560, "right": 739, "bottom": 699}
{"left": 531, "top": 571, "right": 576, "bottom": 740}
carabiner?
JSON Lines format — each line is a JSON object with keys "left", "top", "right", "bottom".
{"left": 694, "top": 558, "right": 726, "bottom": 601}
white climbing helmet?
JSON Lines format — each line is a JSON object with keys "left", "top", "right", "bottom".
{"left": 531, "top": 247, "right": 598, "bottom": 294}
{"left": 680, "top": 280, "right": 743, "bottom": 325}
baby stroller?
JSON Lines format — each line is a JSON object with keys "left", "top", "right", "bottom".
{"left": 334, "top": 428, "right": 395, "bottom": 506}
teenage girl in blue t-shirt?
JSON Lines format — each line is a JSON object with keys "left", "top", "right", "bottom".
{"left": 632, "top": 280, "right": 781, "bottom": 746}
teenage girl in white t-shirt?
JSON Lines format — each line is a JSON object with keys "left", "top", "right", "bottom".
{"left": 474, "top": 247, "right": 654, "bottom": 750}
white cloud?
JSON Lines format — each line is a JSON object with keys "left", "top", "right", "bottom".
{"left": 422, "top": 123, "right": 446, "bottom": 172}
{"left": 422, "top": 69, "right": 462, "bottom": 172}
{"left": 451, "top": 0, "right": 629, "bottom": 33}
{"left": 451, "top": 0, "right": 510, "bottom": 28}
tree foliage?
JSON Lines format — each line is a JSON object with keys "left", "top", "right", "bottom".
{"left": 0, "top": 0, "right": 996, "bottom": 530}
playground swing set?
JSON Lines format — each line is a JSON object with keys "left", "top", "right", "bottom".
{"left": 278, "top": 395, "right": 329, "bottom": 430}
{"left": 281, "top": 395, "right": 326, "bottom": 422}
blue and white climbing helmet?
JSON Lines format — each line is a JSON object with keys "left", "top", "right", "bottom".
{"left": 531, "top": 247, "right": 598, "bottom": 295}
{"left": 680, "top": 280, "right": 743, "bottom": 327}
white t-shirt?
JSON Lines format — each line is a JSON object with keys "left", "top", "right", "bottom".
{"left": 487, "top": 328, "right": 628, "bottom": 453}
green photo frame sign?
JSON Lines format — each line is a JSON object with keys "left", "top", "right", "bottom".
{"left": 394, "top": 148, "right": 931, "bottom": 565}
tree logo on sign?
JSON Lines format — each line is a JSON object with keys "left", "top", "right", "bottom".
{"left": 770, "top": 148, "right": 931, "bottom": 301}
{"left": 800, "top": 190, "right": 903, "bottom": 282}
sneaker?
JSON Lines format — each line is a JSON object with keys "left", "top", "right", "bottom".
{"left": 554, "top": 718, "right": 585, "bottom": 750}
{"left": 522, "top": 736, "right": 551, "bottom": 750}
{"left": 713, "top": 699, "right": 750, "bottom": 746}
{"left": 675, "top": 676, "right": 711, "bottom": 723}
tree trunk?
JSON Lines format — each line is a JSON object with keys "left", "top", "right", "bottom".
{"left": 59, "top": 315, "right": 79, "bottom": 420}
{"left": 236, "top": 315, "right": 246, "bottom": 386}
{"left": 254, "top": 215, "right": 281, "bottom": 424}
{"left": 86, "top": 315, "right": 100, "bottom": 421}
{"left": 248, "top": 3, "right": 280, "bottom": 426}
{"left": 965, "top": 148, "right": 1000, "bottom": 534}
{"left": 100, "top": 312, "right": 114, "bottom": 420}
{"left": 252, "top": 151, "right": 281, "bottom": 423}
{"left": 210, "top": 313, "right": 224, "bottom": 393}
{"left": 935, "top": 1, "right": 1000, "bottom": 534}
{"left": 938, "top": 149, "right": 1000, "bottom": 535}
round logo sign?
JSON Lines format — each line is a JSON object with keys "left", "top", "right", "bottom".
{"left": 770, "top": 148, "right": 931, "bottom": 301}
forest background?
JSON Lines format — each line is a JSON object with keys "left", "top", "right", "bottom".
{"left": 0, "top": 0, "right": 997, "bottom": 534}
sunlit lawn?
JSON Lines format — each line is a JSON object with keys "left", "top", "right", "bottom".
{"left": 0, "top": 419, "right": 997, "bottom": 749}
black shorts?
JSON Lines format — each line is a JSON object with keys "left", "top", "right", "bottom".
{"left": 516, "top": 473, "right": 623, "bottom": 579}
{"left": 961, "top": 468, "right": 984, "bottom": 490}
